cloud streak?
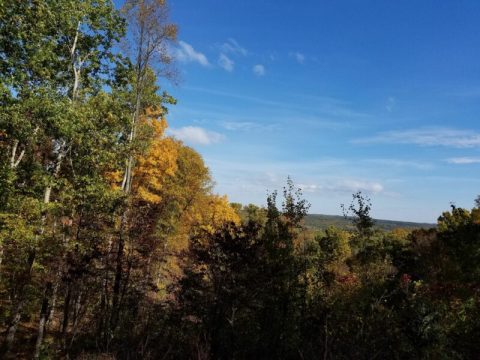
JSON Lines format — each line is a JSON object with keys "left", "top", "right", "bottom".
{"left": 169, "top": 126, "right": 224, "bottom": 145}
{"left": 220, "top": 121, "right": 280, "bottom": 132}
{"left": 355, "top": 127, "right": 480, "bottom": 148}
{"left": 299, "top": 180, "right": 384, "bottom": 194}
{"left": 363, "top": 158, "right": 433, "bottom": 170}
{"left": 445, "top": 157, "right": 480, "bottom": 164}
{"left": 183, "top": 86, "right": 368, "bottom": 120}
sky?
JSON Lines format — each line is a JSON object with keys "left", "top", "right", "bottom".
{"left": 134, "top": 1, "right": 480, "bottom": 222}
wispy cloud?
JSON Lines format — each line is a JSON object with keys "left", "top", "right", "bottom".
{"left": 175, "top": 41, "right": 210, "bottom": 66}
{"left": 220, "top": 121, "right": 280, "bottom": 132}
{"left": 299, "top": 180, "right": 384, "bottom": 194}
{"left": 289, "top": 51, "right": 305, "bottom": 64}
{"left": 445, "top": 157, "right": 480, "bottom": 164}
{"left": 386, "top": 96, "right": 396, "bottom": 112}
{"left": 220, "top": 38, "right": 248, "bottom": 56}
{"left": 363, "top": 158, "right": 433, "bottom": 170}
{"left": 218, "top": 53, "right": 234, "bottom": 72}
{"left": 182, "top": 86, "right": 369, "bottom": 125}
{"left": 355, "top": 127, "right": 480, "bottom": 148}
{"left": 168, "top": 126, "right": 224, "bottom": 145}
{"left": 252, "top": 64, "right": 265, "bottom": 76}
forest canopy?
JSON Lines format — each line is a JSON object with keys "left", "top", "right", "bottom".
{"left": 1, "top": 1, "right": 480, "bottom": 359}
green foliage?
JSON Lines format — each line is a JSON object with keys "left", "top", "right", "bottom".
{"left": 1, "top": 0, "right": 479, "bottom": 358}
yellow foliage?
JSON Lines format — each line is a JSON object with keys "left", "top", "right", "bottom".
{"left": 131, "top": 108, "right": 180, "bottom": 203}
{"left": 133, "top": 136, "right": 178, "bottom": 204}
{"left": 104, "top": 169, "right": 123, "bottom": 189}
{"left": 192, "top": 194, "right": 241, "bottom": 234}
{"left": 159, "top": 193, "right": 240, "bottom": 290}
{"left": 131, "top": 136, "right": 239, "bottom": 292}
{"left": 104, "top": 107, "right": 173, "bottom": 192}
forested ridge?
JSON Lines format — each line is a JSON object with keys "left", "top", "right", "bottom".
{"left": 1, "top": 1, "right": 480, "bottom": 359}
{"left": 304, "top": 214, "right": 435, "bottom": 232}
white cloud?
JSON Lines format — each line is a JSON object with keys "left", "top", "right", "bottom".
{"left": 218, "top": 53, "right": 234, "bottom": 72}
{"left": 290, "top": 51, "right": 305, "bottom": 64}
{"left": 386, "top": 96, "right": 396, "bottom": 112}
{"left": 445, "top": 157, "right": 480, "bottom": 164}
{"left": 355, "top": 127, "right": 480, "bottom": 148}
{"left": 168, "top": 126, "right": 224, "bottom": 145}
{"left": 175, "top": 41, "right": 209, "bottom": 66}
{"left": 299, "top": 180, "right": 384, "bottom": 194}
{"left": 253, "top": 64, "right": 265, "bottom": 76}
{"left": 220, "top": 38, "right": 248, "bottom": 56}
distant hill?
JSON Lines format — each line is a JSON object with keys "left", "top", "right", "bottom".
{"left": 305, "top": 214, "right": 435, "bottom": 232}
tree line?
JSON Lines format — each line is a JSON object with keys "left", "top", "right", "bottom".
{"left": 1, "top": 1, "right": 480, "bottom": 359}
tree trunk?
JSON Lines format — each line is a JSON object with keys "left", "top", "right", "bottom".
{"left": 110, "top": 213, "right": 126, "bottom": 333}
{"left": 68, "top": 291, "right": 83, "bottom": 350}
{"left": 1, "top": 251, "right": 35, "bottom": 357}
{"left": 9, "top": 139, "right": 25, "bottom": 169}
{"left": 46, "top": 275, "right": 60, "bottom": 328}
{"left": 97, "top": 237, "right": 113, "bottom": 344}
{"left": 33, "top": 283, "right": 53, "bottom": 360}
{"left": 0, "top": 246, "right": 3, "bottom": 274}
{"left": 62, "top": 283, "right": 72, "bottom": 354}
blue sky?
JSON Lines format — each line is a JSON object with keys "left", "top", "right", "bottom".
{"left": 140, "top": 1, "right": 480, "bottom": 222}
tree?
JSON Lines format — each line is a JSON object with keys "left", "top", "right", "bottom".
{"left": 120, "top": 0, "right": 177, "bottom": 193}
{"left": 342, "top": 191, "right": 375, "bottom": 237}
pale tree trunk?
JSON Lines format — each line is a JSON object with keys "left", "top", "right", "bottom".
{"left": 33, "top": 283, "right": 53, "bottom": 360}
{"left": 121, "top": 18, "right": 145, "bottom": 194}
{"left": 9, "top": 139, "right": 25, "bottom": 169}
{"left": 9, "top": 126, "right": 39, "bottom": 170}
{"left": 46, "top": 276, "right": 60, "bottom": 326}
{"left": 111, "top": 17, "right": 146, "bottom": 339}
{"left": 4, "top": 299, "right": 27, "bottom": 353}
{"left": 71, "top": 21, "right": 81, "bottom": 102}
{"left": 46, "top": 232, "right": 69, "bottom": 329}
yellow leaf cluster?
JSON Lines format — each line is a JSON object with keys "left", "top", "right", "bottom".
{"left": 170, "top": 194, "right": 238, "bottom": 235}
{"left": 134, "top": 136, "right": 179, "bottom": 204}
{"left": 131, "top": 108, "right": 180, "bottom": 203}
{"left": 104, "top": 169, "right": 123, "bottom": 189}
{"left": 159, "top": 194, "right": 240, "bottom": 289}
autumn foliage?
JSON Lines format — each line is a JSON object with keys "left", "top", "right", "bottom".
{"left": 1, "top": 1, "right": 480, "bottom": 359}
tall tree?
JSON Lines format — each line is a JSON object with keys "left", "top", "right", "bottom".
{"left": 120, "top": 0, "right": 177, "bottom": 193}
